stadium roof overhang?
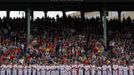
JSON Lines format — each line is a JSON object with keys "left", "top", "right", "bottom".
{"left": 0, "top": 0, "right": 134, "bottom": 11}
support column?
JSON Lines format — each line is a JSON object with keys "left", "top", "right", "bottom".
{"left": 102, "top": 9, "right": 107, "bottom": 48}
{"left": 27, "top": 8, "right": 31, "bottom": 44}
{"left": 44, "top": 11, "right": 47, "bottom": 18}
{"left": 81, "top": 11, "right": 85, "bottom": 21}
{"left": 7, "top": 10, "right": 10, "bottom": 18}
{"left": 62, "top": 11, "right": 66, "bottom": 18}
{"left": 31, "top": 11, "right": 34, "bottom": 21}
{"left": 25, "top": 10, "right": 27, "bottom": 18}
{"left": 100, "top": 11, "right": 103, "bottom": 22}
{"left": 44, "top": 11, "right": 47, "bottom": 21}
{"left": 118, "top": 11, "right": 121, "bottom": 21}
{"left": 22, "top": 11, "right": 25, "bottom": 18}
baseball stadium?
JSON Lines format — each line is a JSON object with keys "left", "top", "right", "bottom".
{"left": 0, "top": 0, "right": 133, "bottom": 75}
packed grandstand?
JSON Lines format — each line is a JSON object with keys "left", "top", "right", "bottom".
{"left": 0, "top": 15, "right": 133, "bottom": 75}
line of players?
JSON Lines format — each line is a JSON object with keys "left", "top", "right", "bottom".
{"left": 0, "top": 64, "right": 133, "bottom": 75}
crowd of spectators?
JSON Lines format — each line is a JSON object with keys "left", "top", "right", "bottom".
{"left": 0, "top": 16, "right": 133, "bottom": 66}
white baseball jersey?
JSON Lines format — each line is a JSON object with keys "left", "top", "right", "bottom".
{"left": 65, "top": 65, "right": 72, "bottom": 75}
{"left": 112, "top": 65, "right": 119, "bottom": 75}
{"left": 32, "top": 65, "right": 37, "bottom": 75}
{"left": 84, "top": 65, "right": 91, "bottom": 75}
{"left": 6, "top": 65, "right": 12, "bottom": 75}
{"left": 60, "top": 65, "right": 65, "bottom": 75}
{"left": 123, "top": 66, "right": 128, "bottom": 75}
{"left": 107, "top": 65, "right": 112, "bottom": 75}
{"left": 27, "top": 65, "right": 32, "bottom": 75}
{"left": 37, "top": 65, "right": 41, "bottom": 75}
{"left": 55, "top": 65, "right": 60, "bottom": 75}
{"left": 12, "top": 64, "right": 17, "bottom": 75}
{"left": 1, "top": 65, "right": 6, "bottom": 75}
{"left": 24, "top": 65, "right": 28, "bottom": 75}
{"left": 40, "top": 65, "right": 46, "bottom": 75}
{"left": 71, "top": 65, "right": 77, "bottom": 75}
{"left": 78, "top": 64, "right": 84, "bottom": 75}
{"left": 45, "top": 66, "right": 51, "bottom": 75}
{"left": 118, "top": 65, "right": 123, "bottom": 75}
{"left": 51, "top": 65, "right": 56, "bottom": 75}
{"left": 52, "top": 65, "right": 59, "bottom": 75}
{"left": 102, "top": 65, "right": 107, "bottom": 75}
{"left": 18, "top": 65, "right": 23, "bottom": 75}
{"left": 129, "top": 65, "right": 134, "bottom": 75}
{"left": 91, "top": 65, "right": 96, "bottom": 75}
{"left": 97, "top": 66, "right": 102, "bottom": 75}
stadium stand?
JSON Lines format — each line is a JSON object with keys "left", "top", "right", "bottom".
{"left": 0, "top": 16, "right": 133, "bottom": 75}
{"left": 0, "top": 0, "right": 133, "bottom": 75}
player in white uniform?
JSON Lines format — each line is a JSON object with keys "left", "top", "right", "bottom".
{"left": 41, "top": 65, "right": 46, "bottom": 75}
{"left": 102, "top": 64, "right": 107, "bottom": 75}
{"left": 62, "top": 64, "right": 70, "bottom": 75}
{"left": 65, "top": 65, "right": 72, "bottom": 75}
{"left": 90, "top": 64, "right": 96, "bottom": 75}
{"left": 18, "top": 64, "right": 23, "bottom": 75}
{"left": 24, "top": 64, "right": 28, "bottom": 75}
{"left": 129, "top": 64, "right": 134, "bottom": 75}
{"left": 123, "top": 65, "right": 129, "bottom": 75}
{"left": 107, "top": 64, "right": 112, "bottom": 75}
{"left": 37, "top": 64, "right": 41, "bottom": 75}
{"left": 12, "top": 64, "right": 17, "bottom": 75}
{"left": 27, "top": 64, "right": 32, "bottom": 75}
{"left": 71, "top": 64, "right": 77, "bottom": 75}
{"left": 60, "top": 65, "right": 65, "bottom": 75}
{"left": 112, "top": 64, "right": 119, "bottom": 75}
{"left": 7, "top": 64, "right": 12, "bottom": 75}
{"left": 96, "top": 65, "right": 102, "bottom": 75}
{"left": 51, "top": 65, "right": 55, "bottom": 75}
{"left": 84, "top": 65, "right": 90, "bottom": 75}
{"left": 78, "top": 64, "right": 84, "bottom": 75}
{"left": 45, "top": 65, "right": 51, "bottom": 75}
{"left": 118, "top": 65, "right": 123, "bottom": 75}
{"left": 55, "top": 65, "right": 59, "bottom": 75}
{"left": 52, "top": 65, "right": 59, "bottom": 75}
{"left": 1, "top": 64, "right": 6, "bottom": 75}
{"left": 32, "top": 64, "right": 37, "bottom": 75}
